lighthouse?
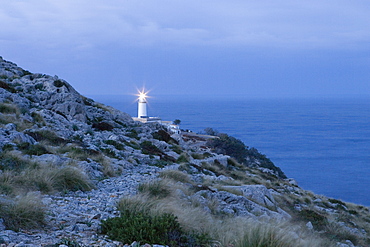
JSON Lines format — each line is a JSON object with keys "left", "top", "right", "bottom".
{"left": 137, "top": 91, "right": 148, "bottom": 118}
{"left": 132, "top": 89, "right": 161, "bottom": 123}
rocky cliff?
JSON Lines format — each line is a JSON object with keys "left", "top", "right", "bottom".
{"left": 0, "top": 56, "right": 369, "bottom": 247}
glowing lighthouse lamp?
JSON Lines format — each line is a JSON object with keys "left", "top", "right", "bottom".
{"left": 137, "top": 90, "right": 148, "bottom": 118}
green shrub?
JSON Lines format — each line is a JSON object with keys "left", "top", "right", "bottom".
{"left": 1, "top": 143, "right": 14, "bottom": 152}
{"left": 72, "top": 124, "right": 79, "bottom": 131}
{"left": 191, "top": 153, "right": 204, "bottom": 159}
{"left": 0, "top": 80, "right": 16, "bottom": 93}
{"left": 59, "top": 146, "right": 91, "bottom": 161}
{"left": 92, "top": 121, "right": 114, "bottom": 131}
{"left": 0, "top": 103, "right": 19, "bottom": 114}
{"left": 298, "top": 209, "right": 328, "bottom": 231}
{"left": 125, "top": 140, "right": 141, "bottom": 150}
{"left": 17, "top": 143, "right": 50, "bottom": 156}
{"left": 53, "top": 79, "right": 66, "bottom": 88}
{"left": 170, "top": 144, "right": 183, "bottom": 154}
{"left": 152, "top": 130, "right": 178, "bottom": 144}
{"left": 31, "top": 112, "right": 45, "bottom": 125}
{"left": 101, "top": 210, "right": 207, "bottom": 246}
{"left": 34, "top": 83, "right": 44, "bottom": 90}
{"left": 0, "top": 193, "right": 45, "bottom": 231}
{"left": 100, "top": 148, "right": 117, "bottom": 158}
{"left": 328, "top": 198, "right": 346, "bottom": 206}
{"left": 205, "top": 128, "right": 286, "bottom": 179}
{"left": 25, "top": 129, "right": 66, "bottom": 145}
{"left": 126, "top": 129, "right": 139, "bottom": 139}
{"left": 176, "top": 153, "right": 190, "bottom": 163}
{"left": 140, "top": 141, "right": 162, "bottom": 155}
{"left": 104, "top": 140, "right": 125, "bottom": 150}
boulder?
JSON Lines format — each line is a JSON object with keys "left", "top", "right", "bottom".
{"left": 223, "top": 184, "right": 277, "bottom": 210}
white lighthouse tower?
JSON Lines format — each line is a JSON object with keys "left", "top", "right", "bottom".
{"left": 132, "top": 89, "right": 161, "bottom": 123}
{"left": 137, "top": 91, "right": 148, "bottom": 118}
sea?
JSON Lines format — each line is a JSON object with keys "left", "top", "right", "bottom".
{"left": 90, "top": 95, "right": 370, "bottom": 207}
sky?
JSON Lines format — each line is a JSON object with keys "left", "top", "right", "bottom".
{"left": 1, "top": 0, "right": 370, "bottom": 98}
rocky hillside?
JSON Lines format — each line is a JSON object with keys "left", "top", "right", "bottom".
{"left": 0, "top": 56, "right": 369, "bottom": 247}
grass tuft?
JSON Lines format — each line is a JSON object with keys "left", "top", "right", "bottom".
{"left": 0, "top": 192, "right": 45, "bottom": 231}
{"left": 159, "top": 169, "right": 191, "bottom": 183}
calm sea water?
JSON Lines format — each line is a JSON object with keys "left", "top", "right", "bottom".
{"left": 91, "top": 95, "right": 370, "bottom": 206}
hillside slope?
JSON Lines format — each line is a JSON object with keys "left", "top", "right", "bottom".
{"left": 0, "top": 56, "right": 369, "bottom": 246}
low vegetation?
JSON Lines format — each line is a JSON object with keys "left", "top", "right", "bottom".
{"left": 0, "top": 152, "right": 93, "bottom": 195}
{"left": 107, "top": 173, "right": 332, "bottom": 247}
{"left": 0, "top": 150, "right": 94, "bottom": 231}
{"left": 101, "top": 209, "right": 209, "bottom": 246}
{"left": 204, "top": 128, "right": 286, "bottom": 178}
{"left": 0, "top": 192, "right": 45, "bottom": 231}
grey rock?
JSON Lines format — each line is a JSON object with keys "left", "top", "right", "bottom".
{"left": 10, "top": 132, "right": 36, "bottom": 145}
{"left": 31, "top": 154, "right": 69, "bottom": 166}
{"left": 223, "top": 184, "right": 277, "bottom": 210}
{"left": 306, "top": 221, "right": 313, "bottom": 230}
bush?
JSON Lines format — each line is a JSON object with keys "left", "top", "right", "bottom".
{"left": 205, "top": 128, "right": 287, "bottom": 179}
{"left": 53, "top": 79, "right": 66, "bottom": 88}
{"left": 100, "top": 148, "right": 117, "bottom": 158}
{"left": 176, "top": 153, "right": 190, "bottom": 163}
{"left": 101, "top": 210, "right": 207, "bottom": 246}
{"left": 0, "top": 192, "right": 45, "bottom": 231}
{"left": 0, "top": 103, "right": 19, "bottom": 114}
{"left": 92, "top": 121, "right": 114, "bottom": 131}
{"left": 298, "top": 209, "right": 328, "bottom": 231}
{"left": 0, "top": 80, "right": 16, "bottom": 93}
{"left": 31, "top": 112, "right": 45, "bottom": 125}
{"left": 140, "top": 141, "right": 162, "bottom": 155}
{"left": 17, "top": 143, "right": 50, "bottom": 156}
{"left": 25, "top": 129, "right": 66, "bottom": 145}
{"left": 152, "top": 130, "right": 178, "bottom": 144}
{"left": 126, "top": 129, "right": 139, "bottom": 139}
{"left": 104, "top": 140, "right": 125, "bottom": 150}
{"left": 170, "top": 144, "right": 183, "bottom": 154}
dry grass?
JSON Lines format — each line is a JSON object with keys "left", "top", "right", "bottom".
{"left": 0, "top": 192, "right": 46, "bottom": 231}
{"left": 0, "top": 151, "right": 94, "bottom": 195}
{"left": 159, "top": 169, "right": 192, "bottom": 183}
{"left": 58, "top": 144, "right": 115, "bottom": 177}
{"left": 117, "top": 177, "right": 333, "bottom": 247}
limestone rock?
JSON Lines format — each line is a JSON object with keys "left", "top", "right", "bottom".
{"left": 223, "top": 184, "right": 277, "bottom": 210}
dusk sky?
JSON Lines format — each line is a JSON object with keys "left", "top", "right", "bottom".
{"left": 1, "top": 1, "right": 370, "bottom": 98}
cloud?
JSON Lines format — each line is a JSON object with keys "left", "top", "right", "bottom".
{"left": 1, "top": 0, "right": 370, "bottom": 52}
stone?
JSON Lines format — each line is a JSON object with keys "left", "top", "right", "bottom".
{"left": 10, "top": 132, "right": 36, "bottom": 145}
{"left": 223, "top": 184, "right": 277, "bottom": 210}
{"left": 306, "top": 221, "right": 314, "bottom": 230}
